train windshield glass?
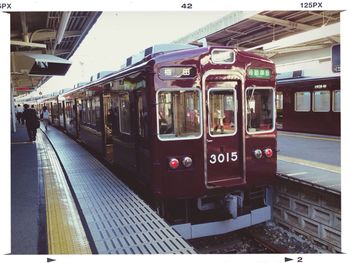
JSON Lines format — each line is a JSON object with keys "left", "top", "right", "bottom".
{"left": 157, "top": 89, "right": 201, "bottom": 140}
{"left": 246, "top": 88, "right": 274, "bottom": 133}
{"left": 208, "top": 89, "right": 236, "bottom": 136}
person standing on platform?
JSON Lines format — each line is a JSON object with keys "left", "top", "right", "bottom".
{"left": 22, "top": 104, "right": 39, "bottom": 142}
{"left": 41, "top": 106, "right": 49, "bottom": 131}
{"left": 14, "top": 105, "right": 19, "bottom": 124}
{"left": 16, "top": 104, "right": 24, "bottom": 125}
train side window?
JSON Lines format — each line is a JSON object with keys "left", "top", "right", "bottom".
{"left": 81, "top": 100, "right": 87, "bottom": 123}
{"left": 111, "top": 94, "right": 119, "bottom": 136}
{"left": 119, "top": 93, "right": 131, "bottom": 135}
{"left": 137, "top": 95, "right": 145, "bottom": 137}
{"left": 93, "top": 96, "right": 101, "bottom": 128}
{"left": 87, "top": 99, "right": 91, "bottom": 124}
{"left": 157, "top": 89, "right": 202, "bottom": 140}
{"left": 313, "top": 90, "right": 330, "bottom": 112}
{"left": 295, "top": 92, "right": 310, "bottom": 112}
{"left": 208, "top": 88, "right": 236, "bottom": 136}
{"left": 332, "top": 90, "right": 340, "bottom": 112}
{"left": 246, "top": 87, "right": 275, "bottom": 133}
{"left": 276, "top": 91, "right": 283, "bottom": 110}
{"left": 91, "top": 98, "right": 96, "bottom": 125}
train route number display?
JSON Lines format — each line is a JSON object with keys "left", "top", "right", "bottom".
{"left": 209, "top": 152, "right": 238, "bottom": 164}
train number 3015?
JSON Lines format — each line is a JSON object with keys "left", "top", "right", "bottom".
{"left": 209, "top": 152, "right": 238, "bottom": 164}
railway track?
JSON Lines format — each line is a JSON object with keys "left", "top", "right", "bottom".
{"left": 189, "top": 222, "right": 320, "bottom": 254}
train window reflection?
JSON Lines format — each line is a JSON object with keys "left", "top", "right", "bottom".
{"left": 313, "top": 90, "right": 330, "bottom": 112}
{"left": 246, "top": 88, "right": 274, "bottom": 133}
{"left": 295, "top": 91, "right": 310, "bottom": 112}
{"left": 119, "top": 93, "right": 131, "bottom": 134}
{"left": 208, "top": 89, "right": 236, "bottom": 136}
{"left": 157, "top": 89, "right": 201, "bottom": 140}
{"left": 333, "top": 90, "right": 340, "bottom": 112}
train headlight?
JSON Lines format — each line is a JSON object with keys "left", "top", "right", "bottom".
{"left": 169, "top": 158, "right": 180, "bottom": 169}
{"left": 264, "top": 148, "right": 273, "bottom": 158}
{"left": 254, "top": 149, "right": 263, "bottom": 159}
{"left": 182, "top": 156, "right": 193, "bottom": 168}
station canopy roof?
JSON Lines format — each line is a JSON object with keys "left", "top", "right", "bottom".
{"left": 11, "top": 11, "right": 102, "bottom": 96}
{"left": 174, "top": 11, "right": 340, "bottom": 58}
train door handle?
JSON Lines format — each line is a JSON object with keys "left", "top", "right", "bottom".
{"left": 207, "top": 139, "right": 213, "bottom": 143}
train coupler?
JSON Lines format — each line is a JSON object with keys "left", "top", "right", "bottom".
{"left": 225, "top": 194, "right": 243, "bottom": 219}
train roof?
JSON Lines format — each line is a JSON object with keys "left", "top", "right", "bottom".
{"left": 277, "top": 75, "right": 340, "bottom": 85}
{"left": 61, "top": 44, "right": 274, "bottom": 97}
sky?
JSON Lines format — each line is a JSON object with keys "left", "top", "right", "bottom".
{"left": 34, "top": 11, "right": 231, "bottom": 96}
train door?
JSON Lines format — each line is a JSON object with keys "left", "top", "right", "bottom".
{"left": 135, "top": 90, "right": 150, "bottom": 182}
{"left": 110, "top": 91, "right": 137, "bottom": 171}
{"left": 73, "top": 99, "right": 79, "bottom": 137}
{"left": 102, "top": 94, "right": 113, "bottom": 163}
{"left": 205, "top": 80, "right": 244, "bottom": 188}
{"left": 62, "top": 101, "right": 66, "bottom": 130}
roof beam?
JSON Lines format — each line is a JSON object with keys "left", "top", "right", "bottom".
{"left": 11, "top": 40, "right": 47, "bottom": 49}
{"left": 269, "top": 44, "right": 328, "bottom": 55}
{"left": 20, "top": 13, "right": 29, "bottom": 42}
{"left": 247, "top": 22, "right": 339, "bottom": 52}
{"left": 249, "top": 14, "right": 316, "bottom": 31}
{"left": 12, "top": 30, "right": 81, "bottom": 42}
{"left": 174, "top": 11, "right": 260, "bottom": 44}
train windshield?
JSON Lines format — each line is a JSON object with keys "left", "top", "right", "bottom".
{"left": 208, "top": 88, "right": 236, "bottom": 136}
{"left": 157, "top": 89, "right": 201, "bottom": 140}
{"left": 246, "top": 87, "right": 275, "bottom": 133}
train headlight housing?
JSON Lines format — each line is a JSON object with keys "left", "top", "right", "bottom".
{"left": 182, "top": 156, "right": 193, "bottom": 168}
{"left": 169, "top": 158, "right": 180, "bottom": 169}
{"left": 264, "top": 148, "right": 273, "bottom": 158}
{"left": 254, "top": 149, "right": 263, "bottom": 159}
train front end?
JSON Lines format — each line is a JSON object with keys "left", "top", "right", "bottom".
{"left": 150, "top": 46, "right": 276, "bottom": 238}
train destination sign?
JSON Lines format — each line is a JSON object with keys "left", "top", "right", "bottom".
{"left": 159, "top": 66, "right": 196, "bottom": 79}
{"left": 247, "top": 68, "right": 271, "bottom": 79}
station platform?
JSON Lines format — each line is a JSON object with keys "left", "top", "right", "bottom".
{"left": 277, "top": 131, "right": 340, "bottom": 194}
{"left": 11, "top": 124, "right": 195, "bottom": 254}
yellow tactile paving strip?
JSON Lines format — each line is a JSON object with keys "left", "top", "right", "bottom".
{"left": 278, "top": 131, "right": 340, "bottom": 142}
{"left": 278, "top": 155, "right": 340, "bottom": 174}
{"left": 37, "top": 132, "right": 92, "bottom": 254}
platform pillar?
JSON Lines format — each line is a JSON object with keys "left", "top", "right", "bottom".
{"left": 11, "top": 83, "right": 16, "bottom": 133}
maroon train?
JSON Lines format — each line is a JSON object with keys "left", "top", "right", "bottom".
{"left": 276, "top": 75, "right": 340, "bottom": 136}
{"left": 38, "top": 45, "right": 276, "bottom": 238}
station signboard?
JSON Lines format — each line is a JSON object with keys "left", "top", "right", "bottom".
{"left": 15, "top": 86, "right": 34, "bottom": 91}
{"left": 331, "top": 44, "right": 340, "bottom": 73}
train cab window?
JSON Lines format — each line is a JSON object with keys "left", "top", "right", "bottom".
{"left": 246, "top": 87, "right": 275, "bottom": 133}
{"left": 119, "top": 93, "right": 131, "bottom": 135}
{"left": 157, "top": 89, "right": 201, "bottom": 140}
{"left": 295, "top": 92, "right": 310, "bottom": 112}
{"left": 333, "top": 90, "right": 340, "bottom": 112}
{"left": 313, "top": 90, "right": 330, "bottom": 112}
{"left": 208, "top": 88, "right": 236, "bottom": 136}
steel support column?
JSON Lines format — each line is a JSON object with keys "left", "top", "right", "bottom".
{"left": 11, "top": 83, "right": 17, "bottom": 133}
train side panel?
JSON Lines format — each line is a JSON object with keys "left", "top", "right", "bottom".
{"left": 277, "top": 77, "right": 340, "bottom": 136}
